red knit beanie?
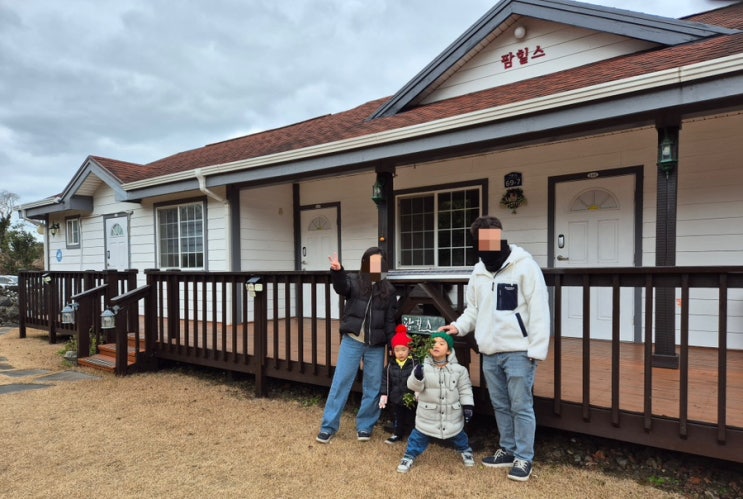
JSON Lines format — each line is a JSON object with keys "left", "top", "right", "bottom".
{"left": 391, "top": 324, "right": 412, "bottom": 349}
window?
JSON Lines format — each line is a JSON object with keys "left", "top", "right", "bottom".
{"left": 156, "top": 201, "right": 205, "bottom": 269}
{"left": 398, "top": 187, "right": 481, "bottom": 267}
{"left": 66, "top": 218, "right": 80, "bottom": 248}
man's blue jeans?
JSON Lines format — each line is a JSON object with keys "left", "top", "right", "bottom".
{"left": 403, "top": 428, "right": 472, "bottom": 459}
{"left": 482, "top": 351, "right": 537, "bottom": 462}
{"left": 320, "top": 335, "right": 385, "bottom": 435}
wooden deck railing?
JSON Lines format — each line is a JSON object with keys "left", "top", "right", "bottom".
{"left": 17, "top": 266, "right": 743, "bottom": 464}
{"left": 17, "top": 269, "right": 138, "bottom": 344}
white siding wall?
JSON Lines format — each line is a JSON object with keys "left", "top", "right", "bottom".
{"left": 674, "top": 113, "right": 743, "bottom": 348}
{"left": 424, "top": 19, "right": 655, "bottom": 104}
{"left": 239, "top": 185, "right": 294, "bottom": 271}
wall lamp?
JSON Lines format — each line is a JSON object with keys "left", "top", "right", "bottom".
{"left": 245, "top": 276, "right": 263, "bottom": 297}
{"left": 372, "top": 178, "right": 385, "bottom": 205}
{"left": 49, "top": 222, "right": 60, "bottom": 237}
{"left": 657, "top": 129, "right": 678, "bottom": 178}
{"left": 61, "top": 302, "right": 79, "bottom": 325}
{"left": 100, "top": 305, "right": 121, "bottom": 330}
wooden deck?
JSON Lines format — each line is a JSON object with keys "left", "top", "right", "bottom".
{"left": 154, "top": 317, "right": 743, "bottom": 429}
{"left": 19, "top": 267, "right": 743, "bottom": 463}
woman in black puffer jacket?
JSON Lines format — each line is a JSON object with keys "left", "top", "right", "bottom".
{"left": 316, "top": 247, "right": 398, "bottom": 444}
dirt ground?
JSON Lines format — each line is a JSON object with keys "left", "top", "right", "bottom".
{"left": 0, "top": 328, "right": 738, "bottom": 498}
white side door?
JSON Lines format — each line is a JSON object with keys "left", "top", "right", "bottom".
{"left": 300, "top": 206, "right": 339, "bottom": 319}
{"left": 555, "top": 175, "right": 635, "bottom": 341}
{"left": 105, "top": 215, "right": 129, "bottom": 270}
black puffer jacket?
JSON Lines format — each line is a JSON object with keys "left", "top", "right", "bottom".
{"left": 381, "top": 357, "right": 415, "bottom": 405}
{"left": 331, "top": 267, "right": 397, "bottom": 347}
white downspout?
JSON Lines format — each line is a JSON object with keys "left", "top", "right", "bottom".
{"left": 195, "top": 168, "right": 231, "bottom": 270}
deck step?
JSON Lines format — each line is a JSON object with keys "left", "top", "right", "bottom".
{"left": 99, "top": 343, "right": 138, "bottom": 363}
{"left": 77, "top": 333, "right": 143, "bottom": 373}
{"left": 78, "top": 354, "right": 116, "bottom": 372}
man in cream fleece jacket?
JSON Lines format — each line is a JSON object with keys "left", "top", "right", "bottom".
{"left": 440, "top": 215, "right": 550, "bottom": 482}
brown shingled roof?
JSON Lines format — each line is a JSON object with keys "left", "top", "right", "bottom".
{"left": 101, "top": 3, "right": 743, "bottom": 186}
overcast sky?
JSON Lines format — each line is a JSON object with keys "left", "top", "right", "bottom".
{"left": 0, "top": 0, "right": 735, "bottom": 215}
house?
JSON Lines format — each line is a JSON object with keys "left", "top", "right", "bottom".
{"left": 19, "top": 0, "right": 743, "bottom": 357}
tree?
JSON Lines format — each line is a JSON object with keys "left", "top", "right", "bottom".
{"left": 0, "top": 190, "right": 20, "bottom": 253}
{"left": 0, "top": 223, "right": 43, "bottom": 274}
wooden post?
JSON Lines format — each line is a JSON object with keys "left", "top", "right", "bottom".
{"left": 18, "top": 272, "right": 27, "bottom": 338}
{"left": 253, "top": 277, "right": 268, "bottom": 397}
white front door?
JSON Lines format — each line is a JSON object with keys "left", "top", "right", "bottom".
{"left": 105, "top": 215, "right": 129, "bottom": 270}
{"left": 554, "top": 174, "right": 636, "bottom": 341}
{"left": 300, "top": 206, "right": 340, "bottom": 318}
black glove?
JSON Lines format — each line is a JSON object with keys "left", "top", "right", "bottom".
{"left": 463, "top": 405, "right": 474, "bottom": 424}
{"left": 413, "top": 363, "right": 424, "bottom": 380}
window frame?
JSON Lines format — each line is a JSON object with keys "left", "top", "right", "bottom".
{"left": 65, "top": 217, "right": 81, "bottom": 249}
{"left": 394, "top": 179, "right": 488, "bottom": 269}
{"left": 154, "top": 198, "right": 207, "bottom": 270}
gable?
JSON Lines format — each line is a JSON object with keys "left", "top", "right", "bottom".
{"left": 420, "top": 17, "right": 658, "bottom": 105}
{"left": 373, "top": 0, "right": 736, "bottom": 119}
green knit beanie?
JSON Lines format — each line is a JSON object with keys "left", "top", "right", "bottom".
{"left": 430, "top": 332, "right": 454, "bottom": 351}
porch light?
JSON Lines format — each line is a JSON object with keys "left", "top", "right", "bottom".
{"left": 372, "top": 178, "right": 385, "bottom": 205}
{"left": 100, "top": 306, "right": 120, "bottom": 330}
{"left": 61, "top": 302, "right": 79, "bottom": 325}
{"left": 657, "top": 130, "right": 678, "bottom": 178}
{"left": 49, "top": 223, "right": 60, "bottom": 237}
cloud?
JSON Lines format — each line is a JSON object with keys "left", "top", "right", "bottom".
{"left": 0, "top": 0, "right": 732, "bottom": 211}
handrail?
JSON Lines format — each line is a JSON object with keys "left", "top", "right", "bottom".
{"left": 110, "top": 284, "right": 155, "bottom": 375}
{"left": 69, "top": 283, "right": 109, "bottom": 360}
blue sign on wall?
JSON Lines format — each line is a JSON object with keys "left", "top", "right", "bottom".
{"left": 56, "top": 249, "right": 63, "bottom": 262}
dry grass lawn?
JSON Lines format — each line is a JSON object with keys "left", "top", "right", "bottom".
{"left": 0, "top": 328, "right": 683, "bottom": 498}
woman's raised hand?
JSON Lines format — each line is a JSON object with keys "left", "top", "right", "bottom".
{"left": 328, "top": 252, "right": 341, "bottom": 271}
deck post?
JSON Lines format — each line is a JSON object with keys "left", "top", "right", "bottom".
{"left": 47, "top": 273, "right": 57, "bottom": 344}
{"left": 253, "top": 277, "right": 268, "bottom": 397}
{"left": 18, "top": 272, "right": 27, "bottom": 338}
{"left": 653, "top": 123, "right": 680, "bottom": 368}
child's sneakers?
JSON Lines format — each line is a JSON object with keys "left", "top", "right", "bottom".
{"left": 397, "top": 456, "right": 414, "bottom": 473}
{"left": 461, "top": 450, "right": 475, "bottom": 467}
{"left": 385, "top": 434, "right": 403, "bottom": 444}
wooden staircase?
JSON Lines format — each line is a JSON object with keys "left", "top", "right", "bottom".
{"left": 78, "top": 334, "right": 143, "bottom": 373}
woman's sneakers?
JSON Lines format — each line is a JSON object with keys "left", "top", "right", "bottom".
{"left": 315, "top": 431, "right": 334, "bottom": 444}
{"left": 357, "top": 430, "right": 372, "bottom": 441}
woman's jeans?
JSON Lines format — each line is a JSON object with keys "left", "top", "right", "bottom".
{"left": 404, "top": 428, "right": 472, "bottom": 458}
{"left": 320, "top": 335, "right": 385, "bottom": 434}
{"left": 481, "top": 351, "right": 537, "bottom": 462}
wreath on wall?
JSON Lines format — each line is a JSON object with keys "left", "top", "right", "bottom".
{"left": 500, "top": 187, "right": 527, "bottom": 213}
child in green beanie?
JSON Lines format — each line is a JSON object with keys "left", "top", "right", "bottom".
{"left": 396, "top": 332, "right": 475, "bottom": 473}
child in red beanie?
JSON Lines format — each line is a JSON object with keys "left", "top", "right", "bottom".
{"left": 379, "top": 324, "right": 416, "bottom": 444}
